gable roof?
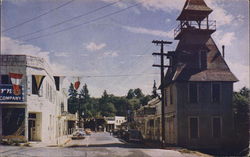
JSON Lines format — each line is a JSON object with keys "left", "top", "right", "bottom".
{"left": 163, "top": 37, "right": 238, "bottom": 87}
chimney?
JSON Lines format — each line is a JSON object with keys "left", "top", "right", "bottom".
{"left": 222, "top": 45, "right": 225, "bottom": 58}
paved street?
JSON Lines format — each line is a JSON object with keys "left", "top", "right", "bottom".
{"left": 0, "top": 132, "right": 202, "bottom": 157}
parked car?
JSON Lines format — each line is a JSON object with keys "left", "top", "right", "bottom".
{"left": 127, "top": 129, "right": 143, "bottom": 143}
{"left": 85, "top": 128, "right": 92, "bottom": 135}
{"left": 71, "top": 128, "right": 85, "bottom": 140}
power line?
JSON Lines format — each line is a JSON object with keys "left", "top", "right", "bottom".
{"left": 70, "top": 73, "right": 159, "bottom": 78}
{"left": 13, "top": 0, "right": 123, "bottom": 40}
{"left": 2, "top": 0, "right": 75, "bottom": 32}
{"left": 24, "top": 2, "right": 140, "bottom": 42}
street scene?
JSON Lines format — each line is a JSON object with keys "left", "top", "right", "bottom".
{"left": 1, "top": 132, "right": 206, "bottom": 157}
{"left": 0, "top": 0, "right": 249, "bottom": 156}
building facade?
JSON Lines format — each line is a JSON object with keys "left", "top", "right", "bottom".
{"left": 0, "top": 55, "right": 76, "bottom": 144}
{"left": 134, "top": 98, "right": 162, "bottom": 141}
{"left": 105, "top": 116, "right": 126, "bottom": 131}
{"left": 163, "top": 0, "right": 238, "bottom": 149}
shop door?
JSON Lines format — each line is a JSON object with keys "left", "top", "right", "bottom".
{"left": 28, "top": 119, "right": 36, "bottom": 141}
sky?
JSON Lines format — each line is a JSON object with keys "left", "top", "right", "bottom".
{"left": 1, "top": 0, "right": 249, "bottom": 97}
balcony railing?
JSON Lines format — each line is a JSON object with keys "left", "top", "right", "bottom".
{"left": 174, "top": 20, "right": 216, "bottom": 39}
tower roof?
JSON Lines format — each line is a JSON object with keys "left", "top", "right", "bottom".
{"left": 177, "top": 0, "right": 212, "bottom": 21}
{"left": 162, "top": 38, "right": 238, "bottom": 87}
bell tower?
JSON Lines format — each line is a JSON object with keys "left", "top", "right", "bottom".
{"left": 163, "top": 0, "right": 238, "bottom": 151}
{"left": 174, "top": 0, "right": 216, "bottom": 40}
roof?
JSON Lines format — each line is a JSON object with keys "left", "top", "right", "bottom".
{"left": 177, "top": 0, "right": 212, "bottom": 21}
{"left": 163, "top": 37, "right": 238, "bottom": 87}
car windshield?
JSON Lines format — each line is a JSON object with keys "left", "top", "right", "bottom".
{"left": 129, "top": 130, "right": 140, "bottom": 138}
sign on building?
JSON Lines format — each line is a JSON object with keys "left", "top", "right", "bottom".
{"left": 0, "top": 85, "right": 24, "bottom": 102}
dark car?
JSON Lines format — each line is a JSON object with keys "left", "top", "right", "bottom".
{"left": 127, "top": 129, "right": 143, "bottom": 143}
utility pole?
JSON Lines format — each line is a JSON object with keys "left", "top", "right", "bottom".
{"left": 152, "top": 40, "right": 172, "bottom": 148}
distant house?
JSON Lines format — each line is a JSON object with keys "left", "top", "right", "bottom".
{"left": 163, "top": 0, "right": 238, "bottom": 150}
{"left": 0, "top": 55, "right": 77, "bottom": 144}
{"left": 105, "top": 116, "right": 126, "bottom": 131}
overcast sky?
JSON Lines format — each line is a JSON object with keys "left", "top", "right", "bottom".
{"left": 1, "top": 0, "right": 249, "bottom": 97}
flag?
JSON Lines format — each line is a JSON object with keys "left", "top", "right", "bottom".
{"left": 53, "top": 76, "right": 65, "bottom": 91}
{"left": 74, "top": 81, "right": 80, "bottom": 90}
{"left": 73, "top": 77, "right": 81, "bottom": 90}
{"left": 33, "top": 75, "right": 45, "bottom": 91}
{"left": 9, "top": 73, "right": 23, "bottom": 96}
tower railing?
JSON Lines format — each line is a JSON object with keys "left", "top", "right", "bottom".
{"left": 174, "top": 20, "right": 216, "bottom": 38}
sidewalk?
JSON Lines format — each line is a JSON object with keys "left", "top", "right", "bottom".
{"left": 28, "top": 135, "right": 71, "bottom": 147}
{"left": 143, "top": 140, "right": 212, "bottom": 157}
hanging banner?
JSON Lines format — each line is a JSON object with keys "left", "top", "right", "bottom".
{"left": 53, "top": 76, "right": 65, "bottom": 91}
{"left": 33, "top": 75, "right": 45, "bottom": 91}
{"left": 9, "top": 73, "right": 23, "bottom": 96}
{"left": 74, "top": 81, "right": 80, "bottom": 90}
{"left": 54, "top": 76, "right": 60, "bottom": 91}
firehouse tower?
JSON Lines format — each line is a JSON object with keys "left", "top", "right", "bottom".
{"left": 164, "top": 0, "right": 238, "bottom": 150}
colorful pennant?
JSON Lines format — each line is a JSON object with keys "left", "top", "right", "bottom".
{"left": 74, "top": 77, "right": 80, "bottom": 90}
{"left": 33, "top": 75, "right": 45, "bottom": 91}
{"left": 9, "top": 73, "right": 23, "bottom": 96}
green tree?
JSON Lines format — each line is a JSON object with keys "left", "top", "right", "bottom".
{"left": 152, "top": 80, "right": 158, "bottom": 98}
{"left": 232, "top": 87, "right": 249, "bottom": 155}
{"left": 68, "top": 83, "right": 78, "bottom": 113}
{"left": 134, "top": 88, "right": 144, "bottom": 98}
{"left": 79, "top": 84, "right": 91, "bottom": 118}
{"left": 126, "top": 89, "right": 135, "bottom": 99}
{"left": 99, "top": 90, "right": 117, "bottom": 117}
{"left": 102, "top": 102, "right": 116, "bottom": 117}
{"left": 113, "top": 97, "right": 131, "bottom": 116}
{"left": 140, "top": 95, "right": 152, "bottom": 106}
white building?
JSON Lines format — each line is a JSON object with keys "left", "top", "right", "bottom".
{"left": 0, "top": 55, "right": 76, "bottom": 145}
{"left": 105, "top": 116, "right": 126, "bottom": 131}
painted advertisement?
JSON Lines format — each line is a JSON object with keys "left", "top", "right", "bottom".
{"left": 0, "top": 84, "right": 24, "bottom": 102}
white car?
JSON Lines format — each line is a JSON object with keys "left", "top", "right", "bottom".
{"left": 72, "top": 128, "right": 85, "bottom": 140}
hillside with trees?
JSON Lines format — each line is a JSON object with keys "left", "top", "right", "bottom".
{"left": 67, "top": 83, "right": 156, "bottom": 119}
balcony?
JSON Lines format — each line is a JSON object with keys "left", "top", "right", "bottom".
{"left": 174, "top": 20, "right": 216, "bottom": 39}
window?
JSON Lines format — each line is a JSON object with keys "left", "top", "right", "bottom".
{"left": 29, "top": 113, "right": 36, "bottom": 119}
{"left": 149, "top": 119, "right": 154, "bottom": 127}
{"left": 212, "top": 83, "right": 220, "bottom": 103}
{"left": 189, "top": 83, "right": 198, "bottom": 103}
{"left": 189, "top": 117, "right": 199, "bottom": 139}
{"left": 212, "top": 117, "right": 221, "bottom": 138}
{"left": 1, "top": 75, "right": 11, "bottom": 84}
{"left": 32, "top": 75, "right": 38, "bottom": 94}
